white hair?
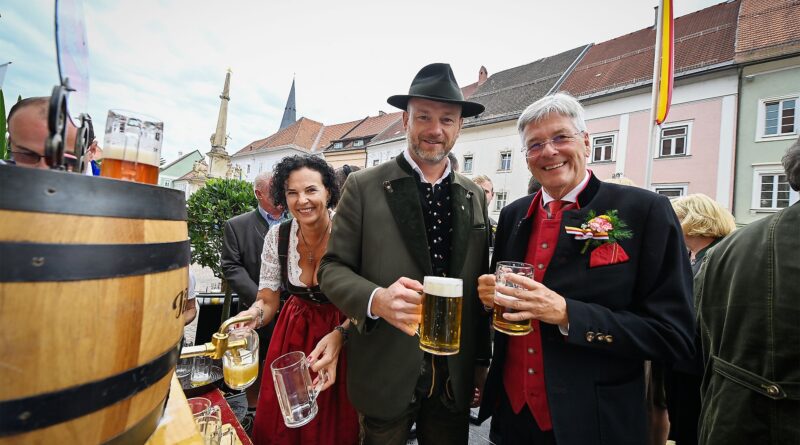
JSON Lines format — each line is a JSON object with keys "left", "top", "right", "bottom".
{"left": 517, "top": 92, "right": 587, "bottom": 146}
{"left": 253, "top": 172, "right": 272, "bottom": 192}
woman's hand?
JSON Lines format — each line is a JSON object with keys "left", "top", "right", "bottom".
{"left": 477, "top": 274, "right": 496, "bottom": 309}
{"left": 307, "top": 328, "right": 345, "bottom": 391}
{"left": 231, "top": 305, "right": 261, "bottom": 331}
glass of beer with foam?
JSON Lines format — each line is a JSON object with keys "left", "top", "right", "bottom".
{"left": 419, "top": 276, "right": 463, "bottom": 355}
{"left": 222, "top": 328, "right": 259, "bottom": 390}
{"left": 493, "top": 261, "right": 534, "bottom": 336}
{"left": 100, "top": 109, "right": 163, "bottom": 184}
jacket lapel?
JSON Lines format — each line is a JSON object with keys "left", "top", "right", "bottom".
{"left": 384, "top": 159, "right": 432, "bottom": 275}
{"left": 252, "top": 209, "right": 270, "bottom": 240}
{"left": 449, "top": 180, "right": 474, "bottom": 278}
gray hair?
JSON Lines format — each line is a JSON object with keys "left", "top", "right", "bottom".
{"left": 253, "top": 171, "right": 272, "bottom": 192}
{"left": 472, "top": 174, "right": 492, "bottom": 187}
{"left": 782, "top": 136, "right": 800, "bottom": 191}
{"left": 517, "top": 92, "right": 587, "bottom": 146}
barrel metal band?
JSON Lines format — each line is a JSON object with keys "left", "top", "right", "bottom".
{"left": 0, "top": 240, "right": 190, "bottom": 282}
{"left": 103, "top": 395, "right": 168, "bottom": 445}
{"left": 0, "top": 345, "right": 179, "bottom": 435}
{"left": 0, "top": 164, "right": 187, "bottom": 220}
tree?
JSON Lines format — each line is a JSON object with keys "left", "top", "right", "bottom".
{"left": 187, "top": 178, "right": 256, "bottom": 321}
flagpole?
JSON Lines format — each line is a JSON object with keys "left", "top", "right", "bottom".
{"left": 645, "top": 1, "right": 665, "bottom": 191}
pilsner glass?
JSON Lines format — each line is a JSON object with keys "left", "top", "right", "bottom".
{"left": 223, "top": 328, "right": 259, "bottom": 390}
{"left": 190, "top": 356, "right": 213, "bottom": 386}
{"left": 271, "top": 351, "right": 326, "bottom": 428}
{"left": 101, "top": 109, "right": 163, "bottom": 184}
{"left": 493, "top": 261, "right": 534, "bottom": 336}
{"left": 419, "top": 276, "right": 463, "bottom": 355}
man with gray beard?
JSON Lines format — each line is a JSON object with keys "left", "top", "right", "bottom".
{"left": 320, "top": 63, "right": 492, "bottom": 444}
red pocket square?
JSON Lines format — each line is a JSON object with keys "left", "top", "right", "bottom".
{"left": 589, "top": 242, "right": 629, "bottom": 268}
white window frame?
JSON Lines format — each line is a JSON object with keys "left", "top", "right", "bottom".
{"left": 372, "top": 159, "right": 379, "bottom": 166}
{"left": 756, "top": 94, "right": 799, "bottom": 142}
{"left": 656, "top": 121, "right": 692, "bottom": 158}
{"left": 463, "top": 154, "right": 474, "bottom": 173}
{"left": 353, "top": 139, "right": 364, "bottom": 147}
{"left": 333, "top": 142, "right": 344, "bottom": 149}
{"left": 494, "top": 191, "right": 508, "bottom": 211}
{"left": 751, "top": 164, "right": 799, "bottom": 211}
{"left": 590, "top": 132, "right": 616, "bottom": 163}
{"left": 498, "top": 151, "right": 512, "bottom": 172}
{"left": 652, "top": 183, "right": 688, "bottom": 198}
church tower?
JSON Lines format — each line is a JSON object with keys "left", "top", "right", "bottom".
{"left": 279, "top": 76, "right": 296, "bottom": 131}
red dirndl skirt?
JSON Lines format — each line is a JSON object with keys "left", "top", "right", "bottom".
{"left": 251, "top": 295, "right": 359, "bottom": 445}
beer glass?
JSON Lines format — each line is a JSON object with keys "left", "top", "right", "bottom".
{"left": 191, "top": 356, "right": 213, "bottom": 386}
{"left": 194, "top": 405, "right": 222, "bottom": 445}
{"left": 187, "top": 397, "right": 212, "bottom": 416}
{"left": 222, "top": 328, "right": 259, "bottom": 390}
{"left": 493, "top": 261, "right": 534, "bottom": 336}
{"left": 419, "top": 276, "right": 463, "bottom": 355}
{"left": 271, "top": 351, "right": 326, "bottom": 428}
{"left": 101, "top": 109, "right": 163, "bottom": 184}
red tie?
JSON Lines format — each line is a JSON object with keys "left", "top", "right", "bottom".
{"left": 547, "top": 200, "right": 564, "bottom": 218}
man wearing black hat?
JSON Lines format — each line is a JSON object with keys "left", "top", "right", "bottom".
{"left": 319, "top": 63, "right": 492, "bottom": 444}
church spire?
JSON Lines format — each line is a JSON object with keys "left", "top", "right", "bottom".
{"left": 279, "top": 76, "right": 296, "bottom": 131}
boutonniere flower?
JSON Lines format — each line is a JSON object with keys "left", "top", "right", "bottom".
{"left": 565, "top": 210, "right": 632, "bottom": 254}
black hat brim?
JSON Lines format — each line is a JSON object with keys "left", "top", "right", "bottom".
{"left": 387, "top": 94, "right": 485, "bottom": 118}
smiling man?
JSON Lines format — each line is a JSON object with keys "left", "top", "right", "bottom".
{"left": 320, "top": 63, "right": 492, "bottom": 445}
{"left": 475, "top": 92, "right": 696, "bottom": 445}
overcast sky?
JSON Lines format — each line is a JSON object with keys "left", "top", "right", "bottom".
{"left": 1, "top": 0, "right": 723, "bottom": 163}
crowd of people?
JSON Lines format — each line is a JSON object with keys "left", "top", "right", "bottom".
{"left": 5, "top": 63, "right": 799, "bottom": 445}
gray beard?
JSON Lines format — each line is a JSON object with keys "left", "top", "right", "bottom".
{"left": 409, "top": 141, "right": 447, "bottom": 164}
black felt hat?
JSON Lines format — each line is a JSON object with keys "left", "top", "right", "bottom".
{"left": 387, "top": 63, "right": 485, "bottom": 118}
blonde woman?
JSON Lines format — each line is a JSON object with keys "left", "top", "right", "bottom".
{"left": 667, "top": 193, "right": 735, "bottom": 445}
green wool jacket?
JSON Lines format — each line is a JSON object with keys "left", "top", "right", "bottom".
{"left": 695, "top": 201, "right": 800, "bottom": 445}
{"left": 319, "top": 155, "right": 492, "bottom": 419}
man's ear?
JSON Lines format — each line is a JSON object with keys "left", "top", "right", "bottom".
{"left": 402, "top": 111, "right": 409, "bottom": 130}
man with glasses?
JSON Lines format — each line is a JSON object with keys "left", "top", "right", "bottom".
{"left": 6, "top": 96, "right": 83, "bottom": 171}
{"left": 476, "top": 92, "right": 695, "bottom": 444}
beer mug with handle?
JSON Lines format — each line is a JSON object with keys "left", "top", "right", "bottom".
{"left": 493, "top": 261, "right": 535, "bottom": 336}
{"left": 271, "top": 351, "right": 327, "bottom": 428}
{"left": 222, "top": 327, "right": 259, "bottom": 390}
{"left": 419, "top": 276, "right": 463, "bottom": 355}
{"left": 101, "top": 109, "right": 163, "bottom": 184}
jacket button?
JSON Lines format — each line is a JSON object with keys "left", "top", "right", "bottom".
{"left": 527, "top": 368, "right": 535, "bottom": 375}
{"left": 765, "top": 385, "right": 780, "bottom": 397}
{"left": 596, "top": 334, "right": 606, "bottom": 342}
{"left": 527, "top": 347, "right": 535, "bottom": 354}
{"left": 585, "top": 331, "right": 595, "bottom": 342}
{"left": 541, "top": 242, "right": 549, "bottom": 249}
{"left": 537, "top": 263, "right": 544, "bottom": 270}
{"left": 604, "top": 335, "right": 613, "bottom": 344}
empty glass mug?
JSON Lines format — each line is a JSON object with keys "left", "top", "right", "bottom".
{"left": 270, "top": 351, "right": 326, "bottom": 428}
{"left": 222, "top": 328, "right": 259, "bottom": 390}
{"left": 418, "top": 276, "right": 463, "bottom": 355}
{"left": 493, "top": 261, "right": 535, "bottom": 336}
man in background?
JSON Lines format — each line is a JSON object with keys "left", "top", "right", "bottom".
{"left": 221, "top": 171, "right": 287, "bottom": 409}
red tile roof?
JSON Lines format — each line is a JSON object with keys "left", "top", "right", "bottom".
{"left": 561, "top": 0, "right": 740, "bottom": 98}
{"left": 736, "top": 0, "right": 800, "bottom": 62}
{"left": 461, "top": 82, "right": 479, "bottom": 99}
{"left": 314, "top": 119, "right": 363, "bottom": 151}
{"left": 233, "top": 117, "right": 324, "bottom": 156}
{"left": 342, "top": 112, "right": 403, "bottom": 140}
{"left": 371, "top": 116, "right": 406, "bottom": 144}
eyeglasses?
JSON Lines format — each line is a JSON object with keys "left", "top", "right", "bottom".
{"left": 10, "top": 148, "right": 79, "bottom": 170}
{"left": 521, "top": 130, "right": 584, "bottom": 158}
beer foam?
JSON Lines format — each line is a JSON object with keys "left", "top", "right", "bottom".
{"left": 103, "top": 145, "right": 161, "bottom": 167}
{"left": 423, "top": 276, "right": 462, "bottom": 297}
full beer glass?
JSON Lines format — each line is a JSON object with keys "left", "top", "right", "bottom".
{"left": 271, "top": 351, "right": 326, "bottom": 428}
{"left": 419, "top": 276, "right": 463, "bottom": 355}
{"left": 493, "top": 261, "right": 534, "bottom": 336}
{"left": 222, "top": 328, "right": 259, "bottom": 390}
{"left": 101, "top": 109, "right": 163, "bottom": 184}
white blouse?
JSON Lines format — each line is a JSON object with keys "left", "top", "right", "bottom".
{"left": 258, "top": 211, "right": 334, "bottom": 291}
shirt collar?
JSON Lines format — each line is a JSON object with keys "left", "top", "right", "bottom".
{"left": 258, "top": 206, "right": 286, "bottom": 227}
{"left": 402, "top": 148, "right": 452, "bottom": 185}
{"left": 540, "top": 170, "right": 592, "bottom": 207}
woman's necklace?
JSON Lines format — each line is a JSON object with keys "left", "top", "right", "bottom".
{"left": 299, "top": 219, "right": 331, "bottom": 265}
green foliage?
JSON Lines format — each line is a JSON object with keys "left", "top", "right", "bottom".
{"left": 187, "top": 178, "right": 256, "bottom": 319}
{"left": 1, "top": 89, "right": 6, "bottom": 160}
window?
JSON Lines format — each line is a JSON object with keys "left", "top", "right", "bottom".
{"left": 353, "top": 139, "right": 364, "bottom": 147}
{"left": 259, "top": 163, "right": 263, "bottom": 173}
{"left": 373, "top": 159, "right": 379, "bottom": 166}
{"left": 246, "top": 164, "right": 251, "bottom": 174}
{"left": 591, "top": 134, "right": 615, "bottom": 162}
{"left": 498, "top": 151, "right": 512, "bottom": 171}
{"left": 463, "top": 155, "right": 473, "bottom": 173}
{"left": 494, "top": 191, "right": 508, "bottom": 211}
{"left": 659, "top": 125, "right": 689, "bottom": 157}
{"left": 654, "top": 185, "right": 687, "bottom": 198}
{"left": 759, "top": 173, "right": 791, "bottom": 209}
{"left": 764, "top": 98, "right": 796, "bottom": 136}
{"left": 333, "top": 142, "right": 344, "bottom": 149}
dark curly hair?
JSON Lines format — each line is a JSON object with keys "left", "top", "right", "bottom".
{"left": 270, "top": 155, "right": 340, "bottom": 209}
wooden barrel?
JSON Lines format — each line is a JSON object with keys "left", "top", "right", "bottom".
{"left": 0, "top": 165, "right": 189, "bottom": 444}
